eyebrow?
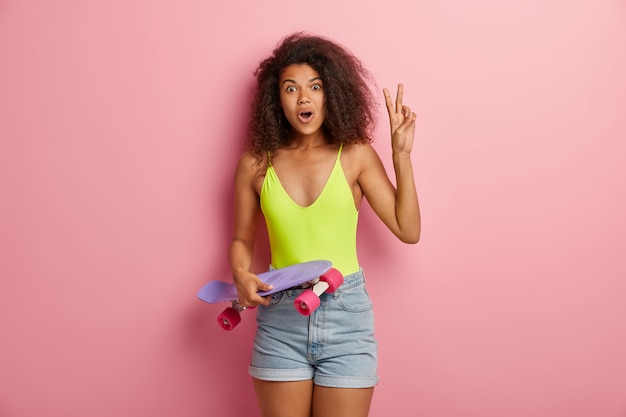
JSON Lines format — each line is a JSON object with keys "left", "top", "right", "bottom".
{"left": 281, "top": 77, "right": 323, "bottom": 85}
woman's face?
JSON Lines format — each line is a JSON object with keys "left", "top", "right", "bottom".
{"left": 278, "top": 64, "right": 326, "bottom": 138}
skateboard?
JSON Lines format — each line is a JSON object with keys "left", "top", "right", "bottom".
{"left": 197, "top": 260, "right": 344, "bottom": 330}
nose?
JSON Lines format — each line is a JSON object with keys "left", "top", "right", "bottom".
{"left": 297, "top": 92, "right": 310, "bottom": 104}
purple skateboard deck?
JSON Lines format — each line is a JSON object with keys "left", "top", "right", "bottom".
{"left": 197, "top": 260, "right": 332, "bottom": 304}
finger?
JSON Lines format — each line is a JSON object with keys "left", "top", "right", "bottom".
{"left": 258, "top": 295, "right": 272, "bottom": 307}
{"left": 251, "top": 279, "right": 273, "bottom": 306}
{"left": 406, "top": 111, "right": 417, "bottom": 124}
{"left": 383, "top": 88, "right": 394, "bottom": 112}
{"left": 396, "top": 111, "right": 416, "bottom": 132}
{"left": 247, "top": 293, "right": 271, "bottom": 307}
{"left": 239, "top": 293, "right": 264, "bottom": 308}
{"left": 238, "top": 290, "right": 254, "bottom": 307}
{"left": 395, "top": 84, "right": 404, "bottom": 112}
{"left": 258, "top": 281, "right": 273, "bottom": 292}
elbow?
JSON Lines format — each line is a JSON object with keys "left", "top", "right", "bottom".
{"left": 398, "top": 229, "right": 420, "bottom": 244}
{"left": 395, "top": 212, "right": 420, "bottom": 244}
{"left": 402, "top": 235, "right": 420, "bottom": 244}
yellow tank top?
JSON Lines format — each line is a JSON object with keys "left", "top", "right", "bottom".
{"left": 260, "top": 144, "right": 360, "bottom": 276}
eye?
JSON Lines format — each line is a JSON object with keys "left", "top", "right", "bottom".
{"left": 286, "top": 86, "right": 297, "bottom": 93}
{"left": 311, "top": 84, "right": 322, "bottom": 91}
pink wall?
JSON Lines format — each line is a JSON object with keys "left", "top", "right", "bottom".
{"left": 1, "top": 1, "right": 625, "bottom": 416}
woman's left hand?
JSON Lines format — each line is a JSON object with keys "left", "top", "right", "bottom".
{"left": 384, "top": 84, "right": 416, "bottom": 154}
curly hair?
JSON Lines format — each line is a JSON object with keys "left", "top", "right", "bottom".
{"left": 247, "top": 32, "right": 377, "bottom": 159}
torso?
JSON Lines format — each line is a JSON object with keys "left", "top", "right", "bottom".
{"left": 259, "top": 142, "right": 363, "bottom": 274}
{"left": 252, "top": 142, "right": 366, "bottom": 209}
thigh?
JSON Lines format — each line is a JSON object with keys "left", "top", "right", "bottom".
{"left": 252, "top": 290, "right": 311, "bottom": 374}
{"left": 314, "top": 271, "right": 378, "bottom": 388}
{"left": 312, "top": 385, "right": 374, "bottom": 417}
{"left": 253, "top": 378, "right": 314, "bottom": 417}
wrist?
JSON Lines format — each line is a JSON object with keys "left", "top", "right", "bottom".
{"left": 392, "top": 151, "right": 412, "bottom": 162}
{"left": 231, "top": 266, "right": 248, "bottom": 281}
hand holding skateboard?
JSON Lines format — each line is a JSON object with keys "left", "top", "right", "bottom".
{"left": 232, "top": 269, "right": 274, "bottom": 308}
{"left": 197, "top": 260, "right": 344, "bottom": 331}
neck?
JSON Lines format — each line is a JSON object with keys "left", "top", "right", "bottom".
{"left": 289, "top": 131, "right": 328, "bottom": 150}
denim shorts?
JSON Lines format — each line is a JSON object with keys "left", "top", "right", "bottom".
{"left": 249, "top": 269, "right": 379, "bottom": 388}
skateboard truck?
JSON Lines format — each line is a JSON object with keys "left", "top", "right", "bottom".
{"left": 294, "top": 268, "right": 343, "bottom": 316}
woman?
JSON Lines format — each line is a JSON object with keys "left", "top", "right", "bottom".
{"left": 229, "top": 32, "right": 420, "bottom": 417}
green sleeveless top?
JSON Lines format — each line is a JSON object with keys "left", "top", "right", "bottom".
{"left": 260, "top": 144, "right": 360, "bottom": 276}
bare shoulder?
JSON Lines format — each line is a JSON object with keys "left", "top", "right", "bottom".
{"left": 342, "top": 142, "right": 385, "bottom": 175}
{"left": 235, "top": 150, "right": 267, "bottom": 194}
{"left": 235, "top": 150, "right": 264, "bottom": 173}
{"left": 344, "top": 141, "right": 382, "bottom": 159}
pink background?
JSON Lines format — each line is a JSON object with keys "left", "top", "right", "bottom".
{"left": 1, "top": 1, "right": 625, "bottom": 416}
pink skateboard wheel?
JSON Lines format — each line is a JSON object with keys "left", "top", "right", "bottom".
{"left": 294, "top": 290, "right": 320, "bottom": 316}
{"left": 320, "top": 268, "right": 343, "bottom": 293}
{"left": 217, "top": 307, "right": 241, "bottom": 331}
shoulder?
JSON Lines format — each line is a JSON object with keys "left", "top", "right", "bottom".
{"left": 235, "top": 150, "right": 267, "bottom": 193}
{"left": 340, "top": 142, "right": 385, "bottom": 184}
{"left": 236, "top": 150, "right": 267, "bottom": 173}
{"left": 342, "top": 142, "right": 383, "bottom": 168}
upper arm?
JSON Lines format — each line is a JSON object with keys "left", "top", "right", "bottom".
{"left": 355, "top": 145, "right": 400, "bottom": 232}
{"left": 232, "top": 152, "right": 263, "bottom": 248}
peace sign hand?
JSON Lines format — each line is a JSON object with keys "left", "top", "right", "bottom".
{"left": 384, "top": 84, "right": 416, "bottom": 154}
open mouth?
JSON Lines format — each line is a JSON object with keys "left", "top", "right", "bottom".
{"left": 298, "top": 111, "right": 314, "bottom": 123}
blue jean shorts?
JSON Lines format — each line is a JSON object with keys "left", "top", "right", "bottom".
{"left": 249, "top": 269, "right": 379, "bottom": 388}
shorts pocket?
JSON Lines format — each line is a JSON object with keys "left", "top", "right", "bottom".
{"left": 259, "top": 291, "right": 287, "bottom": 310}
{"left": 338, "top": 285, "right": 373, "bottom": 313}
